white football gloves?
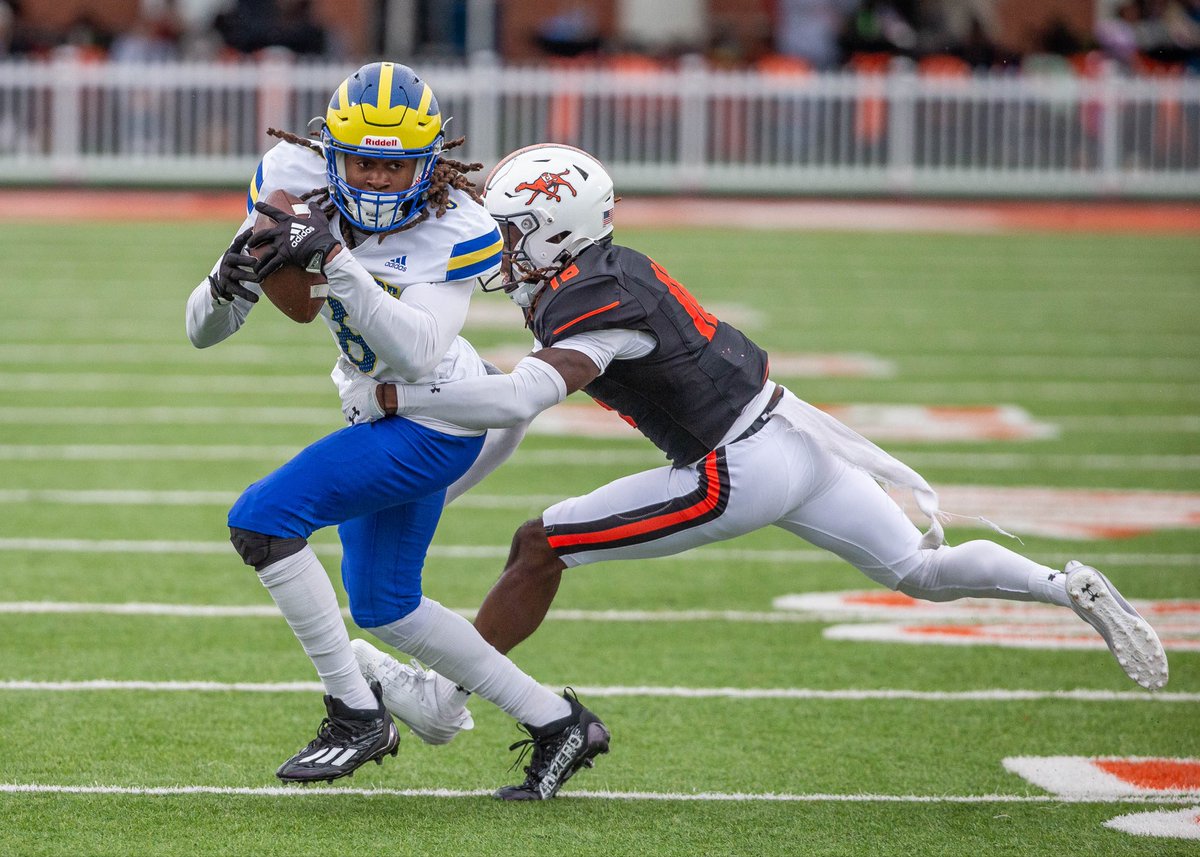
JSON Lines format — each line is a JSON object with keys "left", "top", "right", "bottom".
{"left": 332, "top": 356, "right": 386, "bottom": 426}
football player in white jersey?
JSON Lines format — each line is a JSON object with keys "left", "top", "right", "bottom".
{"left": 185, "top": 66, "right": 608, "bottom": 798}
{"left": 338, "top": 143, "right": 1170, "bottom": 724}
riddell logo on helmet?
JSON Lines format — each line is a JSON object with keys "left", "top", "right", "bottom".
{"left": 362, "top": 136, "right": 401, "bottom": 148}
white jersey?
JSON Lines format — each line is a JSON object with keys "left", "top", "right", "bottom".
{"left": 186, "top": 141, "right": 503, "bottom": 436}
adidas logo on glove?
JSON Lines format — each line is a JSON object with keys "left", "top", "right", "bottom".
{"left": 290, "top": 222, "right": 315, "bottom": 248}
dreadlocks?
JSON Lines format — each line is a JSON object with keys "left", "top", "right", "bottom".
{"left": 266, "top": 127, "right": 322, "bottom": 156}
{"left": 265, "top": 128, "right": 483, "bottom": 242}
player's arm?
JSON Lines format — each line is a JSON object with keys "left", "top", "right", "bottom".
{"left": 337, "top": 328, "right": 649, "bottom": 427}
{"left": 189, "top": 149, "right": 306, "bottom": 348}
{"left": 185, "top": 224, "right": 263, "bottom": 348}
{"left": 362, "top": 327, "right": 650, "bottom": 428}
{"left": 322, "top": 251, "right": 473, "bottom": 381}
{"left": 379, "top": 347, "right": 600, "bottom": 427}
{"left": 336, "top": 342, "right": 602, "bottom": 428}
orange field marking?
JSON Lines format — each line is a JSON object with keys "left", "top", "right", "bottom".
{"left": 1097, "top": 760, "right": 1200, "bottom": 792}
{"left": 1005, "top": 755, "right": 1200, "bottom": 798}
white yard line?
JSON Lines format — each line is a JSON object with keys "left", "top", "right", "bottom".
{"left": 6, "top": 349, "right": 1193, "bottom": 375}
{"left": 5, "top": 373, "right": 1197, "bottom": 402}
{"left": 0, "top": 407, "right": 1197, "bottom": 431}
{"left": 0, "top": 373, "right": 326, "bottom": 394}
{"left": 0, "top": 489, "right": 573, "bottom": 506}
{"left": 0, "top": 600, "right": 810, "bottom": 623}
{"left": 856, "top": 382, "right": 1200, "bottom": 403}
{"left": 0, "top": 490, "right": 567, "bottom": 506}
{"left": 1, "top": 679, "right": 1196, "bottom": 703}
{"left": 0, "top": 601, "right": 805, "bottom": 623}
{"left": 900, "top": 452, "right": 1200, "bottom": 471}
{"left": 0, "top": 444, "right": 302, "bottom": 461}
{"left": 0, "top": 537, "right": 504, "bottom": 559}
{"left": 2, "top": 337, "right": 1193, "bottom": 361}
{"left": 1054, "top": 415, "right": 1200, "bottom": 432}
{"left": 6, "top": 484, "right": 1200, "bottom": 515}
{"left": 3, "top": 599, "right": 1199, "bottom": 635}
{"left": 0, "top": 601, "right": 287, "bottom": 617}
{"left": 903, "top": 355, "right": 1200, "bottom": 378}
{"left": 0, "top": 537, "right": 1195, "bottom": 566}
{"left": 0, "top": 407, "right": 337, "bottom": 425}
{"left": 2, "top": 444, "right": 1199, "bottom": 471}
{"left": 0, "top": 344, "right": 296, "bottom": 364}
{"left": 0, "top": 489, "right": 241, "bottom": 505}
{"left": 1, "top": 782, "right": 1196, "bottom": 804}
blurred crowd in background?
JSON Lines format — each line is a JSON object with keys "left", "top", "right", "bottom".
{"left": 1, "top": 0, "right": 1198, "bottom": 75}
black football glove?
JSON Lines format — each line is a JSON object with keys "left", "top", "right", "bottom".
{"left": 248, "top": 200, "right": 341, "bottom": 279}
{"left": 208, "top": 228, "right": 260, "bottom": 304}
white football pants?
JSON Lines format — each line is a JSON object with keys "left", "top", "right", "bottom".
{"left": 542, "top": 389, "right": 1069, "bottom": 607}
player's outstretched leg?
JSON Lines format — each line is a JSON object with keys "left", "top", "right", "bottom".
{"left": 1065, "top": 561, "right": 1168, "bottom": 690}
{"left": 276, "top": 681, "right": 400, "bottom": 783}
{"left": 351, "top": 638, "right": 475, "bottom": 745}
{"left": 495, "top": 689, "right": 611, "bottom": 801}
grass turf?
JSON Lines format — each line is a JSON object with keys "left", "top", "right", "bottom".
{"left": 0, "top": 220, "right": 1197, "bottom": 856}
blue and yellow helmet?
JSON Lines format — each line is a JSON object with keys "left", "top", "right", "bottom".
{"left": 320, "top": 62, "right": 444, "bottom": 232}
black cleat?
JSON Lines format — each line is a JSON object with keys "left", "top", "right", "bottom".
{"left": 495, "top": 690, "right": 610, "bottom": 800}
{"left": 276, "top": 681, "right": 400, "bottom": 784}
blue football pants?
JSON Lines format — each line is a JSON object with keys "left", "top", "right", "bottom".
{"left": 227, "top": 418, "right": 484, "bottom": 627}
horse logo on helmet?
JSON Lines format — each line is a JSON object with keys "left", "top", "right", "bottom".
{"left": 514, "top": 169, "right": 577, "bottom": 204}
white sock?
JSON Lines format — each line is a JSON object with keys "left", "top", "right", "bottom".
{"left": 1029, "top": 563, "right": 1072, "bottom": 607}
{"left": 901, "top": 540, "right": 1071, "bottom": 607}
{"left": 368, "top": 596, "right": 572, "bottom": 727}
{"left": 256, "top": 546, "right": 377, "bottom": 710}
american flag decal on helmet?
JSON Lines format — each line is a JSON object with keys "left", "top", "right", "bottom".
{"left": 602, "top": 207, "right": 614, "bottom": 227}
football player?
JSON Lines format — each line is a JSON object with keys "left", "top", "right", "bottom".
{"left": 338, "top": 143, "right": 1170, "bottom": 731}
{"left": 186, "top": 69, "right": 608, "bottom": 798}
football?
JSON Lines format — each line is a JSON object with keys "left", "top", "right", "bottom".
{"left": 250, "top": 188, "right": 330, "bottom": 323}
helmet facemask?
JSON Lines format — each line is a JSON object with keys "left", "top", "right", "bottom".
{"left": 322, "top": 128, "right": 443, "bottom": 233}
{"left": 481, "top": 215, "right": 568, "bottom": 308}
{"left": 319, "top": 62, "right": 445, "bottom": 234}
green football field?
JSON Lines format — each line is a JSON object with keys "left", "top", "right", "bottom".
{"left": 0, "top": 219, "right": 1197, "bottom": 856}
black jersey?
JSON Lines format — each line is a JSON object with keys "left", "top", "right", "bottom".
{"left": 531, "top": 239, "right": 770, "bottom": 466}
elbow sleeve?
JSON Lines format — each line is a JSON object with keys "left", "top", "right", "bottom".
{"left": 504, "top": 356, "right": 570, "bottom": 422}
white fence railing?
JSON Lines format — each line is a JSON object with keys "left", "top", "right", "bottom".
{"left": 1, "top": 55, "right": 1198, "bottom": 197}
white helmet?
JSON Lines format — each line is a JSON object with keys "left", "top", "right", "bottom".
{"left": 482, "top": 143, "right": 615, "bottom": 307}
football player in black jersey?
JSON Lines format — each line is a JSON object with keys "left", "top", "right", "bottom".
{"left": 339, "top": 144, "right": 1168, "bottom": 703}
